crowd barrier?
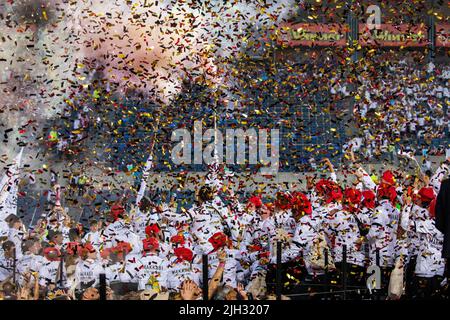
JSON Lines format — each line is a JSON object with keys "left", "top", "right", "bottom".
{"left": 14, "top": 241, "right": 389, "bottom": 300}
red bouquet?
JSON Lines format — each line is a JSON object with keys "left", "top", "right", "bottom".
{"left": 291, "top": 192, "right": 312, "bottom": 220}
{"left": 275, "top": 192, "right": 293, "bottom": 210}
{"left": 343, "top": 188, "right": 362, "bottom": 213}
{"left": 208, "top": 232, "right": 230, "bottom": 252}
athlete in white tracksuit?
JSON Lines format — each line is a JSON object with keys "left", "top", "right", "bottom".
{"left": 367, "top": 199, "right": 400, "bottom": 268}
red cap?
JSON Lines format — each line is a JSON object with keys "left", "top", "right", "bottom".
{"left": 248, "top": 244, "right": 263, "bottom": 252}
{"left": 143, "top": 237, "right": 159, "bottom": 252}
{"left": 418, "top": 187, "right": 435, "bottom": 203}
{"left": 113, "top": 242, "right": 132, "bottom": 255}
{"left": 174, "top": 247, "right": 193, "bottom": 262}
{"left": 43, "top": 247, "right": 61, "bottom": 261}
{"left": 145, "top": 223, "right": 160, "bottom": 237}
{"left": 361, "top": 190, "right": 376, "bottom": 209}
{"left": 378, "top": 185, "right": 397, "bottom": 204}
{"left": 248, "top": 195, "right": 263, "bottom": 208}
{"left": 381, "top": 171, "right": 396, "bottom": 187}
{"left": 170, "top": 234, "right": 185, "bottom": 246}
{"left": 111, "top": 203, "right": 125, "bottom": 220}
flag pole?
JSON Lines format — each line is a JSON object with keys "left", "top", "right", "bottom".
{"left": 136, "top": 117, "right": 160, "bottom": 206}
{"left": 28, "top": 206, "right": 38, "bottom": 229}
{"left": 214, "top": 111, "right": 218, "bottom": 158}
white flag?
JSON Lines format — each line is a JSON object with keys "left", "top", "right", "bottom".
{"left": 0, "top": 148, "right": 24, "bottom": 221}
{"left": 398, "top": 149, "right": 423, "bottom": 174}
{"left": 136, "top": 154, "right": 153, "bottom": 206}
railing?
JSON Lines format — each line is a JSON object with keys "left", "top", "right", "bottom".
{"left": 263, "top": 243, "right": 383, "bottom": 301}
{"left": 36, "top": 242, "right": 385, "bottom": 301}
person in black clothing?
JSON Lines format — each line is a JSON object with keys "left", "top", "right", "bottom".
{"left": 435, "top": 177, "right": 450, "bottom": 282}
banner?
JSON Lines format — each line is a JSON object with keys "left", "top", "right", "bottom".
{"left": 279, "top": 23, "right": 348, "bottom": 47}
{"left": 359, "top": 23, "right": 428, "bottom": 47}
{"left": 278, "top": 23, "right": 436, "bottom": 47}
{"left": 436, "top": 23, "right": 450, "bottom": 47}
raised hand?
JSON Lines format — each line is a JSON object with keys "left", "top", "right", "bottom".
{"left": 181, "top": 280, "right": 196, "bottom": 300}
{"left": 18, "top": 287, "right": 30, "bottom": 300}
{"left": 217, "top": 249, "right": 227, "bottom": 264}
{"left": 402, "top": 193, "right": 412, "bottom": 206}
{"left": 236, "top": 283, "right": 248, "bottom": 300}
{"left": 321, "top": 158, "right": 335, "bottom": 173}
{"left": 306, "top": 175, "right": 315, "bottom": 190}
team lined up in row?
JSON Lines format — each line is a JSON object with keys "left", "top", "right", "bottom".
{"left": 1, "top": 156, "right": 449, "bottom": 299}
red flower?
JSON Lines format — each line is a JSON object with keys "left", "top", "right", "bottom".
{"left": 315, "top": 179, "right": 333, "bottom": 195}
{"left": 208, "top": 232, "right": 229, "bottom": 252}
{"left": 100, "top": 248, "right": 111, "bottom": 260}
{"left": 417, "top": 187, "right": 435, "bottom": 203}
{"left": 174, "top": 247, "right": 193, "bottom": 262}
{"left": 315, "top": 179, "right": 342, "bottom": 204}
{"left": 326, "top": 188, "right": 343, "bottom": 204}
{"left": 84, "top": 243, "right": 95, "bottom": 252}
{"left": 77, "top": 243, "right": 96, "bottom": 257}
{"left": 344, "top": 188, "right": 362, "bottom": 205}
